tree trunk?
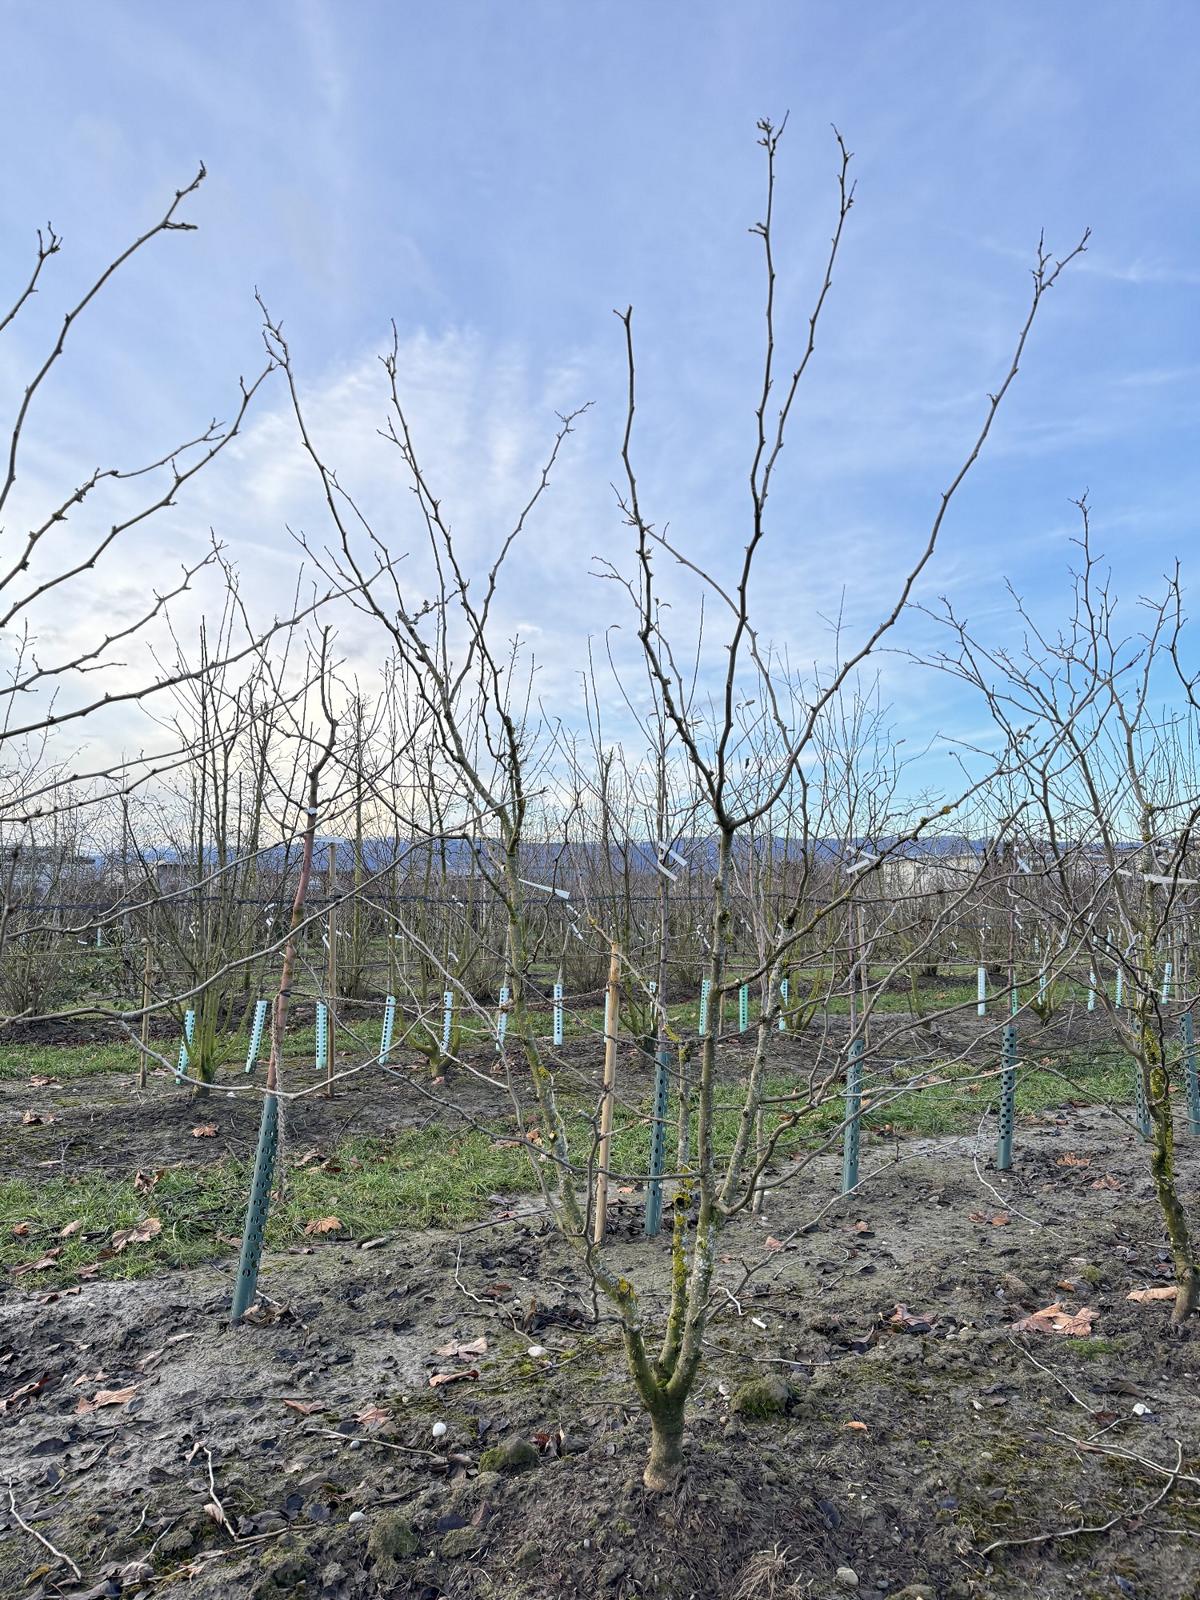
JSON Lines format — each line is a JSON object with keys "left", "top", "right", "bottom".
{"left": 644, "top": 1398, "right": 685, "bottom": 1493}
{"left": 1147, "top": 1064, "right": 1199, "bottom": 1327}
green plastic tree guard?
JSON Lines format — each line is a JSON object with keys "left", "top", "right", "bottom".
{"left": 379, "top": 994, "right": 396, "bottom": 1063}
{"left": 230, "top": 1092, "right": 279, "bottom": 1322}
{"left": 995, "top": 1021, "right": 1018, "bottom": 1171}
{"left": 315, "top": 1000, "right": 328, "bottom": 1073}
{"left": 243, "top": 999, "right": 269, "bottom": 1074}
{"left": 175, "top": 1009, "right": 195, "bottom": 1084}
{"left": 644, "top": 1042, "right": 672, "bottom": 1237}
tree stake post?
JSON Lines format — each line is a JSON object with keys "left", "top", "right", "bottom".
{"left": 1134, "top": 1064, "right": 1152, "bottom": 1141}
{"left": 840, "top": 1035, "right": 864, "bottom": 1195}
{"left": 593, "top": 941, "right": 620, "bottom": 1244}
{"left": 139, "top": 942, "right": 152, "bottom": 1089}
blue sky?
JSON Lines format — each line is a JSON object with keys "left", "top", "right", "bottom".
{"left": 2, "top": 1, "right": 1198, "bottom": 785}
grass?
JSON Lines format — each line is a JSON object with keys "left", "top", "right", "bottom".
{"left": 1, "top": 1127, "right": 534, "bottom": 1284}
{"left": 0, "top": 1020, "right": 1151, "bottom": 1290}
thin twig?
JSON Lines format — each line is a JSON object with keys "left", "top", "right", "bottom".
{"left": 6, "top": 1478, "right": 82, "bottom": 1580}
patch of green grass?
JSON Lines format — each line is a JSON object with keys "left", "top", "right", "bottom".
{"left": 1, "top": 1128, "right": 534, "bottom": 1285}
{"left": 1064, "top": 1336, "right": 1121, "bottom": 1359}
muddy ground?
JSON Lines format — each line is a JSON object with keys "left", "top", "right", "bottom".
{"left": 4, "top": 1071, "right": 1200, "bottom": 1600}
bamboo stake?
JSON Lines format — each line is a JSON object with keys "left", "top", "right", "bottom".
{"left": 593, "top": 941, "right": 620, "bottom": 1245}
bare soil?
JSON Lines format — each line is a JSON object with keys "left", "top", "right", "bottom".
{"left": 4, "top": 1080, "right": 1200, "bottom": 1600}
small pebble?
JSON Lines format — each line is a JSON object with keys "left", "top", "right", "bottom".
{"left": 432, "top": 1421, "right": 448, "bottom": 1438}
{"left": 527, "top": 1344, "right": 548, "bottom": 1358}
{"left": 836, "top": 1569, "right": 859, "bottom": 1591}
{"left": 348, "top": 1510, "right": 365, "bottom": 1524}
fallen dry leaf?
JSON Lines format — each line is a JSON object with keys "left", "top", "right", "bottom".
{"left": 1012, "top": 1302, "right": 1097, "bottom": 1336}
{"left": 435, "top": 1336, "right": 488, "bottom": 1360}
{"left": 21, "top": 1109, "right": 56, "bottom": 1125}
{"left": 354, "top": 1403, "right": 390, "bottom": 1427}
{"left": 888, "top": 1303, "right": 934, "bottom": 1333}
{"left": 1090, "top": 1174, "right": 1121, "bottom": 1191}
{"left": 1127, "top": 1287, "right": 1177, "bottom": 1304}
{"left": 764, "top": 1236, "right": 786, "bottom": 1251}
{"left": 133, "top": 1170, "right": 163, "bottom": 1193}
{"left": 110, "top": 1217, "right": 162, "bottom": 1253}
{"left": 1057, "top": 1153, "right": 1092, "bottom": 1167}
{"left": 58, "top": 1219, "right": 84, "bottom": 1238}
{"left": 844, "top": 1420, "right": 869, "bottom": 1432}
{"left": 76, "top": 1384, "right": 137, "bottom": 1415}
{"left": 429, "top": 1368, "right": 479, "bottom": 1388}
{"left": 190, "top": 1123, "right": 218, "bottom": 1138}
{"left": 1, "top": 1373, "right": 55, "bottom": 1411}
{"left": 10, "top": 1222, "right": 29, "bottom": 1237}
{"left": 282, "top": 1398, "right": 325, "bottom": 1415}
{"left": 968, "top": 1210, "right": 1010, "bottom": 1227}
{"left": 303, "top": 1216, "right": 342, "bottom": 1236}
{"left": 11, "top": 1248, "right": 62, "bottom": 1276}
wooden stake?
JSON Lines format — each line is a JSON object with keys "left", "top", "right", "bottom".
{"left": 593, "top": 942, "right": 620, "bottom": 1245}
{"left": 139, "top": 941, "right": 151, "bottom": 1089}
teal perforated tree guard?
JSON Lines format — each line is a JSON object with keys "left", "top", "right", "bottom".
{"left": 175, "top": 1009, "right": 195, "bottom": 1084}
{"left": 379, "top": 994, "right": 396, "bottom": 1063}
{"left": 644, "top": 1042, "right": 671, "bottom": 1237}
{"left": 441, "top": 990, "right": 454, "bottom": 1054}
{"left": 553, "top": 980, "right": 564, "bottom": 1046}
{"left": 777, "top": 977, "right": 789, "bottom": 1032}
{"left": 231, "top": 1092, "right": 279, "bottom": 1322}
{"left": 315, "top": 1001, "right": 328, "bottom": 1073}
{"left": 738, "top": 983, "right": 749, "bottom": 1033}
{"left": 243, "top": 999, "right": 269, "bottom": 1074}
{"left": 841, "top": 1036, "right": 864, "bottom": 1194}
{"left": 698, "top": 979, "right": 711, "bottom": 1037}
{"left": 995, "top": 1021, "right": 1018, "bottom": 1171}
{"left": 496, "top": 985, "right": 509, "bottom": 1051}
{"left": 1182, "top": 1011, "right": 1199, "bottom": 1137}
